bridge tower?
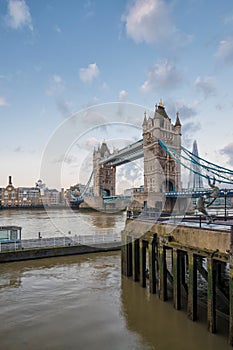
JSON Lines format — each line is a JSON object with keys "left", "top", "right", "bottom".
{"left": 93, "top": 141, "right": 116, "bottom": 197}
{"left": 142, "top": 100, "right": 182, "bottom": 207}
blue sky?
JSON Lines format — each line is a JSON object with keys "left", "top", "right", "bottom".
{"left": 1, "top": 0, "right": 233, "bottom": 190}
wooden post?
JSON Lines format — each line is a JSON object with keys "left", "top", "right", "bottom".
{"left": 126, "top": 236, "right": 132, "bottom": 277}
{"left": 187, "top": 252, "right": 197, "bottom": 321}
{"left": 149, "top": 239, "right": 156, "bottom": 294}
{"left": 207, "top": 257, "right": 216, "bottom": 333}
{"left": 229, "top": 226, "right": 233, "bottom": 345}
{"left": 158, "top": 244, "right": 167, "bottom": 301}
{"left": 132, "top": 239, "right": 140, "bottom": 282}
{"left": 173, "top": 248, "right": 181, "bottom": 310}
{"left": 140, "top": 240, "right": 147, "bottom": 288}
{"left": 121, "top": 234, "right": 127, "bottom": 276}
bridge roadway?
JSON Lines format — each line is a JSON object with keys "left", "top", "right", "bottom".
{"left": 99, "top": 139, "right": 143, "bottom": 166}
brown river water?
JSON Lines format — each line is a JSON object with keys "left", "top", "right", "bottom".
{"left": 0, "top": 209, "right": 232, "bottom": 349}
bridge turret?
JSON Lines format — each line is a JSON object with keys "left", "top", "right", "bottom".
{"left": 143, "top": 100, "right": 182, "bottom": 209}
{"left": 93, "top": 140, "right": 116, "bottom": 197}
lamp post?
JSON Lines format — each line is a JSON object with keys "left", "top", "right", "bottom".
{"left": 223, "top": 188, "right": 228, "bottom": 221}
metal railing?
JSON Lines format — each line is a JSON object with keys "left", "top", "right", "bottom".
{"left": 0, "top": 233, "right": 121, "bottom": 253}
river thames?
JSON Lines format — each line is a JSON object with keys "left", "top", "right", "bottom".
{"left": 0, "top": 209, "right": 232, "bottom": 349}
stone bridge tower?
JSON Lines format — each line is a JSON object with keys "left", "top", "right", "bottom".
{"left": 142, "top": 100, "right": 181, "bottom": 208}
{"left": 93, "top": 141, "right": 116, "bottom": 197}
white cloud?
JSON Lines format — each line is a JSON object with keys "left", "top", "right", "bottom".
{"left": 194, "top": 76, "right": 216, "bottom": 98}
{"left": 6, "top": 0, "right": 33, "bottom": 31}
{"left": 220, "top": 142, "right": 233, "bottom": 166}
{"left": 54, "top": 25, "right": 61, "bottom": 33}
{"left": 0, "top": 97, "right": 8, "bottom": 106}
{"left": 122, "top": 0, "right": 191, "bottom": 46}
{"left": 119, "top": 90, "right": 128, "bottom": 101}
{"left": 168, "top": 100, "right": 198, "bottom": 120}
{"left": 47, "top": 75, "right": 65, "bottom": 95}
{"left": 141, "top": 59, "right": 183, "bottom": 93}
{"left": 216, "top": 37, "right": 233, "bottom": 64}
{"left": 79, "top": 63, "right": 99, "bottom": 83}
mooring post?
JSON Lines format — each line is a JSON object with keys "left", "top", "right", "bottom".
{"left": 139, "top": 240, "right": 147, "bottom": 288}
{"left": 132, "top": 239, "right": 140, "bottom": 282}
{"left": 126, "top": 235, "right": 133, "bottom": 277}
{"left": 149, "top": 238, "right": 156, "bottom": 294}
{"left": 207, "top": 256, "right": 217, "bottom": 333}
{"left": 173, "top": 248, "right": 181, "bottom": 310}
{"left": 158, "top": 243, "right": 167, "bottom": 301}
{"left": 229, "top": 226, "right": 233, "bottom": 345}
{"left": 187, "top": 252, "right": 197, "bottom": 321}
{"left": 121, "top": 234, "right": 127, "bottom": 276}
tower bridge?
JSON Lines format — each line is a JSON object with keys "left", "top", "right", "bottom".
{"left": 92, "top": 100, "right": 183, "bottom": 211}
{"left": 73, "top": 99, "right": 233, "bottom": 212}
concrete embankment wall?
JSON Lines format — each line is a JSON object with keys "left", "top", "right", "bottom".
{"left": 0, "top": 242, "right": 121, "bottom": 263}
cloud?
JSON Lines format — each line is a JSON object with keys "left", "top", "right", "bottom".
{"left": 6, "top": 0, "right": 33, "bottom": 31}
{"left": 119, "top": 90, "right": 128, "bottom": 101}
{"left": 122, "top": 0, "right": 191, "bottom": 46}
{"left": 79, "top": 63, "right": 99, "bottom": 83}
{"left": 141, "top": 59, "right": 183, "bottom": 93}
{"left": 182, "top": 121, "right": 201, "bottom": 148}
{"left": 216, "top": 36, "right": 233, "bottom": 64}
{"left": 56, "top": 97, "right": 72, "bottom": 118}
{"left": 54, "top": 25, "right": 61, "bottom": 33}
{"left": 168, "top": 100, "right": 197, "bottom": 120}
{"left": 220, "top": 142, "right": 233, "bottom": 166}
{"left": 47, "top": 75, "right": 65, "bottom": 95}
{"left": 0, "top": 97, "right": 8, "bottom": 106}
{"left": 84, "top": 0, "right": 95, "bottom": 18}
{"left": 194, "top": 76, "right": 216, "bottom": 98}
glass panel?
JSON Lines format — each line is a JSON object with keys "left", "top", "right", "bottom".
{"left": 10, "top": 230, "right": 18, "bottom": 240}
{"left": 0, "top": 230, "right": 9, "bottom": 240}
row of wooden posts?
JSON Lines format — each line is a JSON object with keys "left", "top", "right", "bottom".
{"left": 121, "top": 231, "right": 233, "bottom": 345}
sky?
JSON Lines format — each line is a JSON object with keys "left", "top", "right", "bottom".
{"left": 1, "top": 0, "right": 233, "bottom": 192}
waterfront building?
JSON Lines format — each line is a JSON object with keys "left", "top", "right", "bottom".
{"left": 35, "top": 179, "right": 65, "bottom": 206}
{"left": 1, "top": 176, "right": 42, "bottom": 208}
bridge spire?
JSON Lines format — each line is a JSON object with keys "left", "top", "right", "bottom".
{"left": 175, "top": 111, "right": 181, "bottom": 127}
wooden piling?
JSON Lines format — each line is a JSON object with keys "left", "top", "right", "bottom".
{"left": 187, "top": 252, "right": 197, "bottom": 321}
{"left": 149, "top": 239, "right": 156, "bottom": 294}
{"left": 229, "top": 226, "right": 233, "bottom": 345}
{"left": 158, "top": 245, "right": 167, "bottom": 301}
{"left": 132, "top": 239, "right": 140, "bottom": 282}
{"left": 126, "top": 236, "right": 132, "bottom": 277}
{"left": 173, "top": 248, "right": 181, "bottom": 310}
{"left": 139, "top": 240, "right": 147, "bottom": 288}
{"left": 207, "top": 257, "right": 217, "bottom": 333}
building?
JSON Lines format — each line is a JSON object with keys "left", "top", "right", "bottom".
{"left": 188, "top": 140, "right": 204, "bottom": 190}
{"left": 1, "top": 176, "right": 42, "bottom": 208}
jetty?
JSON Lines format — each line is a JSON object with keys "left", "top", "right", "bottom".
{"left": 122, "top": 216, "right": 233, "bottom": 345}
{"left": 0, "top": 233, "right": 121, "bottom": 263}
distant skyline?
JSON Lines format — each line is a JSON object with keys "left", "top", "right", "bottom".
{"left": 1, "top": 0, "right": 233, "bottom": 190}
